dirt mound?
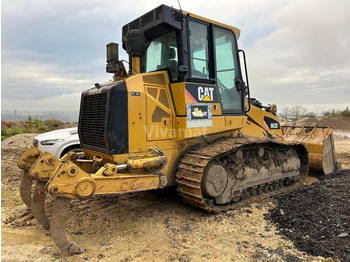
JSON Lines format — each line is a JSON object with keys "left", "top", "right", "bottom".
{"left": 1, "top": 133, "right": 37, "bottom": 150}
{"left": 319, "top": 117, "right": 350, "bottom": 131}
{"left": 268, "top": 170, "right": 350, "bottom": 261}
{"left": 296, "top": 116, "right": 320, "bottom": 125}
{"left": 1, "top": 134, "right": 37, "bottom": 188}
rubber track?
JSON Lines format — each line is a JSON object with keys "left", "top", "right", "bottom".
{"left": 176, "top": 137, "right": 308, "bottom": 213}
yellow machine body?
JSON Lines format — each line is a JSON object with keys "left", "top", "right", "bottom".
{"left": 18, "top": 4, "right": 336, "bottom": 199}
{"left": 18, "top": 72, "right": 336, "bottom": 199}
{"left": 17, "top": 4, "right": 336, "bottom": 253}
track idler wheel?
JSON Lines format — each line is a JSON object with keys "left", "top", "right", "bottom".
{"left": 31, "top": 181, "right": 50, "bottom": 228}
{"left": 20, "top": 170, "right": 33, "bottom": 207}
{"left": 201, "top": 164, "right": 228, "bottom": 198}
{"left": 50, "top": 197, "right": 83, "bottom": 254}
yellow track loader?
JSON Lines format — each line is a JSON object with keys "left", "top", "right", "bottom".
{"left": 17, "top": 5, "right": 336, "bottom": 253}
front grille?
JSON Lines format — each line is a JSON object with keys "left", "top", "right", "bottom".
{"left": 80, "top": 92, "right": 108, "bottom": 151}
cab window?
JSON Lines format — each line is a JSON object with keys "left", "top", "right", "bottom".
{"left": 142, "top": 31, "right": 178, "bottom": 81}
{"left": 189, "top": 21, "right": 209, "bottom": 79}
{"left": 214, "top": 27, "right": 242, "bottom": 112}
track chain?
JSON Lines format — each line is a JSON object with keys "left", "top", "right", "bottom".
{"left": 176, "top": 137, "right": 308, "bottom": 212}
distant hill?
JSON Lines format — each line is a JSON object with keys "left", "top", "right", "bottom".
{"left": 1, "top": 110, "right": 79, "bottom": 123}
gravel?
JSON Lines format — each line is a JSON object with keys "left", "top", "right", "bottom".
{"left": 268, "top": 170, "right": 350, "bottom": 261}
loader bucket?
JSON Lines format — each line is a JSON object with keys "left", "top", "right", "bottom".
{"left": 282, "top": 126, "right": 336, "bottom": 174}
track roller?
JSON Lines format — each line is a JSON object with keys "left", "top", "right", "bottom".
{"left": 50, "top": 197, "right": 83, "bottom": 254}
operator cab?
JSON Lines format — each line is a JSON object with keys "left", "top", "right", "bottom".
{"left": 120, "top": 4, "right": 248, "bottom": 115}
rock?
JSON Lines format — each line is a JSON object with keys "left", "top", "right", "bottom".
{"left": 72, "top": 231, "right": 84, "bottom": 235}
{"left": 183, "top": 224, "right": 193, "bottom": 233}
{"left": 264, "top": 226, "right": 271, "bottom": 232}
{"left": 39, "top": 247, "right": 51, "bottom": 254}
{"left": 97, "top": 254, "right": 105, "bottom": 259}
{"left": 338, "top": 232, "right": 348, "bottom": 238}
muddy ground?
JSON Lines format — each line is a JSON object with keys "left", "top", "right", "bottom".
{"left": 1, "top": 129, "right": 350, "bottom": 262}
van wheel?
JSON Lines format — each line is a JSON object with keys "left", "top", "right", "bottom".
{"left": 60, "top": 146, "right": 82, "bottom": 158}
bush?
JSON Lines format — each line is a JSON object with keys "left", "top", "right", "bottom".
{"left": 323, "top": 107, "right": 350, "bottom": 117}
{"left": 303, "top": 112, "right": 316, "bottom": 117}
{"left": 341, "top": 107, "right": 350, "bottom": 117}
{"left": 1, "top": 119, "right": 73, "bottom": 141}
{"left": 1, "top": 127, "right": 9, "bottom": 140}
{"left": 1, "top": 126, "right": 26, "bottom": 141}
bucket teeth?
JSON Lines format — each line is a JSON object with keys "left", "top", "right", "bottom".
{"left": 31, "top": 181, "right": 50, "bottom": 229}
{"left": 50, "top": 197, "right": 83, "bottom": 254}
{"left": 20, "top": 170, "right": 33, "bottom": 207}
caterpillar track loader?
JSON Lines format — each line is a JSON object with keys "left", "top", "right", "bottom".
{"left": 17, "top": 5, "right": 336, "bottom": 254}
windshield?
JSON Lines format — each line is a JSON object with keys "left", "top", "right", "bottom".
{"left": 142, "top": 31, "right": 178, "bottom": 81}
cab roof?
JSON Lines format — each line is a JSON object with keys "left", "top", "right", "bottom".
{"left": 122, "top": 4, "right": 241, "bottom": 46}
{"left": 183, "top": 11, "right": 241, "bottom": 39}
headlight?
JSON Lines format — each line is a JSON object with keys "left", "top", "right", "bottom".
{"left": 33, "top": 139, "right": 39, "bottom": 148}
{"left": 40, "top": 139, "right": 65, "bottom": 146}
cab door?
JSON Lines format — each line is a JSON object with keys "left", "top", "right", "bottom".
{"left": 187, "top": 19, "right": 244, "bottom": 115}
{"left": 213, "top": 27, "right": 243, "bottom": 114}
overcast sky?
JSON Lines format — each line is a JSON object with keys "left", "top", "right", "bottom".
{"left": 2, "top": 0, "right": 350, "bottom": 114}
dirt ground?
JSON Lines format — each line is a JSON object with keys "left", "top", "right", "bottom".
{"left": 1, "top": 128, "right": 350, "bottom": 262}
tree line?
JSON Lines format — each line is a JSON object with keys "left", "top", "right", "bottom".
{"left": 279, "top": 106, "right": 350, "bottom": 121}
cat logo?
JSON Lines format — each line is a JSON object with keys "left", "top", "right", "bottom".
{"left": 198, "top": 86, "right": 214, "bottom": 102}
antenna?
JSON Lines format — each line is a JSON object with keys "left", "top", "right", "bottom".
{"left": 177, "top": 0, "right": 183, "bottom": 30}
{"left": 177, "top": 0, "right": 182, "bottom": 12}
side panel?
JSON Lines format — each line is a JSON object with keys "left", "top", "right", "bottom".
{"left": 241, "top": 104, "right": 283, "bottom": 138}
{"left": 126, "top": 72, "right": 176, "bottom": 152}
{"left": 125, "top": 75, "right": 148, "bottom": 153}
{"left": 108, "top": 82, "right": 129, "bottom": 154}
{"left": 145, "top": 84, "right": 174, "bottom": 141}
{"left": 175, "top": 116, "right": 246, "bottom": 141}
